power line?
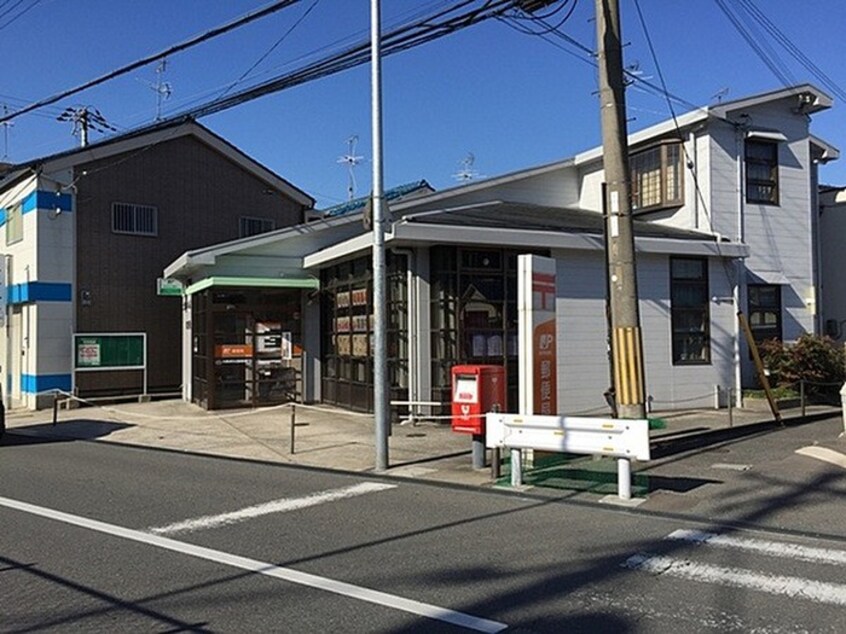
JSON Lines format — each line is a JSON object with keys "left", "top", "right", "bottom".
{"left": 0, "top": 0, "right": 305, "bottom": 125}
{"left": 732, "top": 0, "right": 846, "bottom": 102}
{"left": 713, "top": 0, "right": 794, "bottom": 88}
{"left": 216, "top": 0, "right": 322, "bottom": 101}
{"left": 0, "top": 0, "right": 39, "bottom": 31}
{"left": 144, "top": 0, "right": 532, "bottom": 124}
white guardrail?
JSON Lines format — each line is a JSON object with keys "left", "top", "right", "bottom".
{"left": 485, "top": 413, "right": 651, "bottom": 462}
{"left": 485, "top": 413, "right": 651, "bottom": 500}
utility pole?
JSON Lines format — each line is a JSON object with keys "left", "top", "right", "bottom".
{"left": 371, "top": 0, "right": 389, "bottom": 471}
{"left": 595, "top": 0, "right": 646, "bottom": 422}
{"left": 58, "top": 106, "right": 115, "bottom": 148}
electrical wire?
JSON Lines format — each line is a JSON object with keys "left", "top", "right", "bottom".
{"left": 713, "top": 0, "right": 795, "bottom": 88}
{"left": 147, "top": 0, "right": 525, "bottom": 123}
{"left": 733, "top": 0, "right": 846, "bottom": 102}
{"left": 0, "top": 0, "right": 39, "bottom": 31}
{"left": 0, "top": 0, "right": 305, "bottom": 125}
{"left": 216, "top": 0, "right": 322, "bottom": 101}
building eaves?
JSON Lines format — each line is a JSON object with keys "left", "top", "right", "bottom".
{"left": 403, "top": 201, "right": 717, "bottom": 242}
{"left": 710, "top": 83, "right": 832, "bottom": 118}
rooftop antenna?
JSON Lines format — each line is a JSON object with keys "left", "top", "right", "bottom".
{"left": 153, "top": 58, "right": 173, "bottom": 121}
{"left": 337, "top": 135, "right": 363, "bottom": 200}
{"left": 1, "top": 104, "right": 13, "bottom": 159}
{"left": 137, "top": 58, "right": 173, "bottom": 121}
{"left": 453, "top": 152, "right": 480, "bottom": 182}
{"left": 57, "top": 106, "right": 116, "bottom": 147}
{"left": 623, "top": 61, "right": 652, "bottom": 86}
{"left": 712, "top": 87, "right": 730, "bottom": 104}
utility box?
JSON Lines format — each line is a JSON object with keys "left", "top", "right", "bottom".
{"left": 451, "top": 365, "right": 505, "bottom": 435}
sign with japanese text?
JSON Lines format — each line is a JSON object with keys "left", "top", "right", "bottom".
{"left": 517, "top": 255, "right": 558, "bottom": 416}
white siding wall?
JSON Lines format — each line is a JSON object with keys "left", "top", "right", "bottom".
{"left": 414, "top": 168, "right": 581, "bottom": 211}
{"left": 554, "top": 249, "right": 736, "bottom": 413}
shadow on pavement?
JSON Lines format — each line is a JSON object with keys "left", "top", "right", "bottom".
{"left": 1, "top": 420, "right": 134, "bottom": 447}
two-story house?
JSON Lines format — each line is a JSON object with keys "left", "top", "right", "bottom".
{"left": 0, "top": 118, "right": 313, "bottom": 409}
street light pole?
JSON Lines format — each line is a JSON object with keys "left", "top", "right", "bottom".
{"left": 595, "top": 0, "right": 646, "bottom": 421}
{"left": 371, "top": 0, "right": 389, "bottom": 471}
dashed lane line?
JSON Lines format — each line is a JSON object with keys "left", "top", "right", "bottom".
{"left": 147, "top": 482, "right": 396, "bottom": 535}
{"left": 623, "top": 552, "right": 846, "bottom": 606}
{"left": 795, "top": 446, "right": 846, "bottom": 470}
{"left": 0, "top": 495, "right": 507, "bottom": 633}
{"left": 666, "top": 529, "right": 846, "bottom": 565}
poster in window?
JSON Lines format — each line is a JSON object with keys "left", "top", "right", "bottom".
{"left": 336, "top": 316, "right": 351, "bottom": 333}
{"left": 352, "top": 288, "right": 368, "bottom": 306}
{"left": 336, "top": 291, "right": 350, "bottom": 308}
{"left": 256, "top": 321, "right": 282, "bottom": 353}
{"left": 352, "top": 315, "right": 369, "bottom": 332}
{"left": 337, "top": 335, "right": 351, "bottom": 356}
{"left": 472, "top": 334, "right": 486, "bottom": 357}
{"left": 487, "top": 334, "right": 503, "bottom": 357}
{"left": 352, "top": 334, "right": 369, "bottom": 357}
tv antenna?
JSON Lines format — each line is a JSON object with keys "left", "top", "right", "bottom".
{"left": 137, "top": 58, "right": 173, "bottom": 121}
{"left": 453, "top": 152, "right": 480, "bottom": 182}
{"left": 1, "top": 104, "right": 13, "bottom": 160}
{"left": 711, "top": 87, "right": 730, "bottom": 104}
{"left": 57, "top": 106, "right": 116, "bottom": 147}
{"left": 623, "top": 61, "right": 652, "bottom": 86}
{"left": 337, "top": 135, "right": 363, "bottom": 200}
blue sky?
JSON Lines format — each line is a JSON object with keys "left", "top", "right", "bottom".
{"left": 2, "top": 0, "right": 845, "bottom": 208}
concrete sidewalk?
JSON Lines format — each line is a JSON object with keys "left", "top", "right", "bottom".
{"left": 3, "top": 396, "right": 844, "bottom": 494}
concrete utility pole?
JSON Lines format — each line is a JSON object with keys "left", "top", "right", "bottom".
{"left": 371, "top": 0, "right": 389, "bottom": 471}
{"left": 595, "top": 0, "right": 646, "bottom": 421}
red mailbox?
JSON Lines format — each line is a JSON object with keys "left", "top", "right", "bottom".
{"left": 451, "top": 365, "right": 506, "bottom": 435}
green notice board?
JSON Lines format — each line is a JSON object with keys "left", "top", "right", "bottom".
{"left": 74, "top": 334, "right": 146, "bottom": 370}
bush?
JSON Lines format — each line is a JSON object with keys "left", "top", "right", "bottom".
{"left": 758, "top": 334, "right": 845, "bottom": 393}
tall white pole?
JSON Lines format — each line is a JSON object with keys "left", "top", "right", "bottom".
{"left": 371, "top": 0, "right": 389, "bottom": 471}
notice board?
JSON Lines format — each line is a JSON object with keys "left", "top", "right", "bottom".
{"left": 74, "top": 333, "right": 146, "bottom": 370}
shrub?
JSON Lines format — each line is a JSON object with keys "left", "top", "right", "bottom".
{"left": 758, "top": 334, "right": 845, "bottom": 393}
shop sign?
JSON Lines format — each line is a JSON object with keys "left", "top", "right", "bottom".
{"left": 518, "top": 254, "right": 558, "bottom": 415}
{"left": 215, "top": 344, "right": 253, "bottom": 358}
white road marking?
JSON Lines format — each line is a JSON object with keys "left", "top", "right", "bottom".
{"left": 0, "top": 495, "right": 507, "bottom": 633}
{"left": 796, "top": 446, "right": 846, "bottom": 470}
{"left": 148, "top": 482, "right": 396, "bottom": 535}
{"left": 623, "top": 553, "right": 846, "bottom": 606}
{"left": 666, "top": 529, "right": 846, "bottom": 566}
{"left": 709, "top": 463, "right": 751, "bottom": 471}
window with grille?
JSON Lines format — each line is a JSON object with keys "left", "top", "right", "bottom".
{"left": 5, "top": 202, "right": 22, "bottom": 245}
{"left": 112, "top": 202, "right": 158, "bottom": 236}
{"left": 239, "top": 216, "right": 275, "bottom": 238}
{"left": 745, "top": 140, "right": 779, "bottom": 204}
{"left": 671, "top": 257, "right": 710, "bottom": 364}
{"left": 630, "top": 142, "right": 684, "bottom": 211}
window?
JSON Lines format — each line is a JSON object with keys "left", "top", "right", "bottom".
{"left": 748, "top": 284, "right": 781, "bottom": 344}
{"left": 745, "top": 140, "right": 779, "bottom": 204}
{"left": 630, "top": 142, "right": 684, "bottom": 211}
{"left": 671, "top": 257, "right": 710, "bottom": 364}
{"left": 239, "top": 216, "right": 275, "bottom": 238}
{"left": 112, "top": 202, "right": 158, "bottom": 236}
{"left": 5, "top": 202, "right": 22, "bottom": 245}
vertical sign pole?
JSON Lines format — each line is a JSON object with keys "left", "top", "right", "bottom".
{"left": 515, "top": 254, "right": 558, "bottom": 488}
{"left": 371, "top": 0, "right": 389, "bottom": 471}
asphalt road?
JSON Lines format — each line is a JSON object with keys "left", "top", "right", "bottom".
{"left": 2, "top": 431, "right": 845, "bottom": 633}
